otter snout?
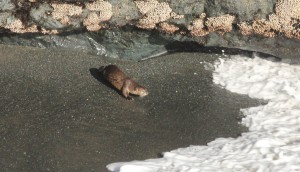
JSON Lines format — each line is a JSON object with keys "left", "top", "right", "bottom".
{"left": 139, "top": 89, "right": 149, "bottom": 97}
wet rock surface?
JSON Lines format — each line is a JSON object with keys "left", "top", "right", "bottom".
{"left": 0, "top": 44, "right": 262, "bottom": 171}
{"left": 1, "top": 27, "right": 299, "bottom": 63}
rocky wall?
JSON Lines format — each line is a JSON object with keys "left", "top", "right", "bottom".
{"left": 0, "top": 0, "right": 300, "bottom": 61}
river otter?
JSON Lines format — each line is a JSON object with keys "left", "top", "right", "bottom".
{"left": 99, "top": 65, "right": 149, "bottom": 100}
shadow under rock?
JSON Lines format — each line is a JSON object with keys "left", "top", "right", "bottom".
{"left": 164, "top": 41, "right": 281, "bottom": 61}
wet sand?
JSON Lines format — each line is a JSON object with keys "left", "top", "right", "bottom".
{"left": 0, "top": 45, "right": 262, "bottom": 171}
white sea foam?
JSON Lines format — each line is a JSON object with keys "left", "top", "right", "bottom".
{"left": 107, "top": 55, "right": 300, "bottom": 172}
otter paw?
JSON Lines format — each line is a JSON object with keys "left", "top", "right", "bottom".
{"left": 126, "top": 96, "right": 133, "bottom": 101}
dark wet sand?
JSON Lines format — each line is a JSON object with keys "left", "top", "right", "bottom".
{"left": 0, "top": 45, "right": 262, "bottom": 171}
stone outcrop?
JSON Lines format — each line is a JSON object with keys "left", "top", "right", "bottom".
{"left": 0, "top": 0, "right": 300, "bottom": 62}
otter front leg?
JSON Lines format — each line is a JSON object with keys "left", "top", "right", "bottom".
{"left": 122, "top": 79, "right": 133, "bottom": 100}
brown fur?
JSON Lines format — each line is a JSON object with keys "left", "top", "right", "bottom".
{"left": 100, "top": 65, "right": 148, "bottom": 99}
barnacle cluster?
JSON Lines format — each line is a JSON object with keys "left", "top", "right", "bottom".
{"left": 83, "top": 0, "right": 113, "bottom": 31}
{"left": 135, "top": 0, "right": 182, "bottom": 29}
{"left": 238, "top": 0, "right": 300, "bottom": 39}
{"left": 188, "top": 13, "right": 208, "bottom": 36}
{"left": 4, "top": 18, "right": 38, "bottom": 33}
{"left": 206, "top": 14, "right": 235, "bottom": 33}
{"left": 158, "top": 22, "right": 179, "bottom": 34}
{"left": 189, "top": 13, "right": 235, "bottom": 36}
{"left": 51, "top": 3, "right": 83, "bottom": 25}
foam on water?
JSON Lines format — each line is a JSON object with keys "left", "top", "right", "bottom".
{"left": 107, "top": 55, "right": 300, "bottom": 172}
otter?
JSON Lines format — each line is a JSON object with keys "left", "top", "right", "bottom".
{"left": 99, "top": 65, "right": 149, "bottom": 100}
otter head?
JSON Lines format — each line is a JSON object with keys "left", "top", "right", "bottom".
{"left": 132, "top": 86, "right": 149, "bottom": 97}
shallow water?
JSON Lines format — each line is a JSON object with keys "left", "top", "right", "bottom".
{"left": 0, "top": 45, "right": 262, "bottom": 171}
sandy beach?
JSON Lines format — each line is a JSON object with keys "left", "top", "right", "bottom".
{"left": 0, "top": 45, "right": 261, "bottom": 171}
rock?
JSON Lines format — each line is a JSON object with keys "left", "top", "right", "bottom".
{"left": 109, "top": 0, "right": 139, "bottom": 26}
{"left": 205, "top": 0, "right": 276, "bottom": 21}
{"left": 30, "top": 3, "right": 64, "bottom": 29}
{"left": 0, "top": 26, "right": 171, "bottom": 60}
{"left": 0, "top": 0, "right": 15, "bottom": 11}
{"left": 0, "top": 12, "right": 12, "bottom": 26}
